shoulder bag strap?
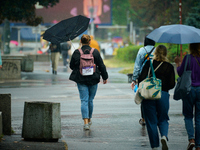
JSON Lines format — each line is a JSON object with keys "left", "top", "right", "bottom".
{"left": 184, "top": 55, "right": 189, "bottom": 71}
{"left": 194, "top": 56, "right": 200, "bottom": 67}
{"left": 148, "top": 60, "right": 163, "bottom": 77}
{"left": 154, "top": 62, "right": 163, "bottom": 72}
{"left": 142, "top": 47, "right": 155, "bottom": 64}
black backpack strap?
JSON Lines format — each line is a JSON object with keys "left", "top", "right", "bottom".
{"left": 142, "top": 47, "right": 155, "bottom": 64}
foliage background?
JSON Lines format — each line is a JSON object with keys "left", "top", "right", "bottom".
{"left": 115, "top": 44, "right": 189, "bottom": 63}
{"left": 112, "top": 0, "right": 200, "bottom": 28}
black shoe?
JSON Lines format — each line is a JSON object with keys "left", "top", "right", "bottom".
{"left": 52, "top": 70, "right": 54, "bottom": 74}
{"left": 139, "top": 119, "right": 146, "bottom": 126}
{"left": 54, "top": 71, "right": 57, "bottom": 75}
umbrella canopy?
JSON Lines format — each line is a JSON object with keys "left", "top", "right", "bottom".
{"left": 42, "top": 15, "right": 90, "bottom": 44}
{"left": 146, "top": 24, "right": 200, "bottom": 44}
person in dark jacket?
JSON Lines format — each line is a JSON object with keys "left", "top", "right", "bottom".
{"left": 60, "top": 41, "right": 71, "bottom": 67}
{"left": 138, "top": 45, "right": 175, "bottom": 150}
{"left": 50, "top": 43, "right": 61, "bottom": 75}
{"left": 69, "top": 34, "right": 108, "bottom": 130}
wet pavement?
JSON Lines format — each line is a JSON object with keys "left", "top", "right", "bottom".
{"left": 0, "top": 62, "right": 189, "bottom": 150}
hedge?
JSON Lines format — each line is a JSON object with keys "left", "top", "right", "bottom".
{"left": 115, "top": 44, "right": 190, "bottom": 63}
{"left": 115, "top": 45, "right": 142, "bottom": 63}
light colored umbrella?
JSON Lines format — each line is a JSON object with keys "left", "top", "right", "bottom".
{"left": 146, "top": 24, "right": 200, "bottom": 44}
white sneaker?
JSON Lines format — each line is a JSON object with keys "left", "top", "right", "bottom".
{"left": 83, "top": 124, "right": 90, "bottom": 130}
{"left": 161, "top": 136, "right": 168, "bottom": 150}
{"left": 152, "top": 147, "right": 158, "bottom": 150}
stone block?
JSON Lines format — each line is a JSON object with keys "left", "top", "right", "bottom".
{"left": 27, "top": 54, "right": 50, "bottom": 62}
{"left": 0, "top": 112, "right": 2, "bottom": 136}
{"left": 22, "top": 101, "right": 61, "bottom": 141}
{"left": 21, "top": 58, "right": 34, "bottom": 72}
{"left": 0, "top": 94, "right": 11, "bottom": 135}
{"left": 0, "top": 59, "right": 21, "bottom": 80}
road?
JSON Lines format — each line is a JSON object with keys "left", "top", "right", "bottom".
{"left": 0, "top": 62, "right": 188, "bottom": 150}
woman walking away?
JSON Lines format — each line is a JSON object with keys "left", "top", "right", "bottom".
{"left": 175, "top": 43, "right": 200, "bottom": 150}
{"left": 69, "top": 34, "right": 108, "bottom": 130}
{"left": 138, "top": 45, "right": 175, "bottom": 150}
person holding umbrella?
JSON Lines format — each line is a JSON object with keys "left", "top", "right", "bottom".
{"left": 69, "top": 34, "right": 108, "bottom": 130}
{"left": 175, "top": 43, "right": 200, "bottom": 150}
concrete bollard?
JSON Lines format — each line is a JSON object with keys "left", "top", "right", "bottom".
{"left": 0, "top": 59, "right": 21, "bottom": 80}
{"left": 0, "top": 112, "right": 2, "bottom": 136}
{"left": 0, "top": 94, "right": 11, "bottom": 135}
{"left": 22, "top": 101, "right": 61, "bottom": 142}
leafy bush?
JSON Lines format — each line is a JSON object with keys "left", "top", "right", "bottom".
{"left": 115, "top": 45, "right": 142, "bottom": 63}
{"left": 167, "top": 44, "right": 189, "bottom": 62}
{"left": 115, "top": 44, "right": 189, "bottom": 63}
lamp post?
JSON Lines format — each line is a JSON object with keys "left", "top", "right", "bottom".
{"left": 89, "top": 0, "right": 94, "bottom": 36}
{"left": 179, "top": 0, "right": 183, "bottom": 61}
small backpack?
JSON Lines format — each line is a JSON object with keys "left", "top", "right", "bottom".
{"left": 78, "top": 48, "right": 95, "bottom": 76}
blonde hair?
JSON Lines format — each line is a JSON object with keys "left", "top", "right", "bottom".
{"left": 153, "top": 45, "right": 168, "bottom": 62}
{"left": 189, "top": 43, "right": 200, "bottom": 57}
{"left": 81, "top": 34, "right": 91, "bottom": 45}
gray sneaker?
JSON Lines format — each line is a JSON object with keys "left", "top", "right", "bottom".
{"left": 88, "top": 121, "right": 92, "bottom": 126}
{"left": 83, "top": 124, "right": 90, "bottom": 130}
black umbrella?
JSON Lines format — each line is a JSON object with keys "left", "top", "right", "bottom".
{"left": 42, "top": 15, "right": 90, "bottom": 44}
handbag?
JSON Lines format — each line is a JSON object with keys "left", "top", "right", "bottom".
{"left": 134, "top": 89, "right": 143, "bottom": 104}
{"left": 173, "top": 55, "right": 191, "bottom": 100}
{"left": 138, "top": 60, "right": 163, "bottom": 100}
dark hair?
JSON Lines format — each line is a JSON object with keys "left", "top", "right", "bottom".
{"left": 81, "top": 34, "right": 91, "bottom": 45}
{"left": 144, "top": 37, "right": 155, "bottom": 46}
{"left": 189, "top": 43, "right": 200, "bottom": 57}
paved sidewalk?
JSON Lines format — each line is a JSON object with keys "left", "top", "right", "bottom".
{"left": 0, "top": 62, "right": 190, "bottom": 150}
{"left": 0, "top": 135, "right": 67, "bottom": 150}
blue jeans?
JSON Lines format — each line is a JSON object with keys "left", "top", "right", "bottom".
{"left": 142, "top": 91, "right": 170, "bottom": 148}
{"left": 77, "top": 83, "right": 98, "bottom": 119}
{"left": 182, "top": 86, "right": 200, "bottom": 148}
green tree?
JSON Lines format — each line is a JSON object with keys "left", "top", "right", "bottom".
{"left": 129, "top": 0, "right": 198, "bottom": 28}
{"left": 112, "top": 0, "right": 137, "bottom": 25}
{"left": 0, "top": 0, "right": 59, "bottom": 26}
{"left": 185, "top": 2, "right": 200, "bottom": 28}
